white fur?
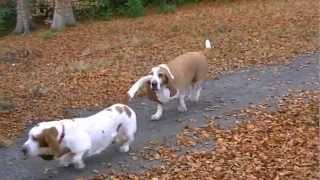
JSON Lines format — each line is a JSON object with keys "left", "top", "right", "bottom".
{"left": 158, "top": 64, "right": 175, "bottom": 79}
{"left": 150, "top": 66, "right": 163, "bottom": 90}
{"left": 151, "top": 104, "right": 163, "bottom": 121}
{"left": 128, "top": 75, "right": 152, "bottom": 98}
{"left": 205, "top": 39, "right": 212, "bottom": 49}
{"left": 22, "top": 104, "right": 137, "bottom": 169}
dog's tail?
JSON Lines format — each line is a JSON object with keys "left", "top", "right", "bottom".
{"left": 202, "top": 35, "right": 213, "bottom": 55}
{"left": 205, "top": 39, "right": 212, "bottom": 49}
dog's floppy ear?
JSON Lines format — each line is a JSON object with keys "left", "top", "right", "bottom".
{"left": 41, "top": 127, "right": 60, "bottom": 156}
{"left": 127, "top": 75, "right": 152, "bottom": 98}
{"left": 161, "top": 73, "right": 177, "bottom": 98}
{"left": 159, "top": 64, "right": 174, "bottom": 79}
{"left": 162, "top": 73, "right": 169, "bottom": 85}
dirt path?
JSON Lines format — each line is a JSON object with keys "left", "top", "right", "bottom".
{"left": 0, "top": 53, "right": 318, "bottom": 180}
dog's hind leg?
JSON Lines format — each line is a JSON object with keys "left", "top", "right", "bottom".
{"left": 116, "top": 125, "right": 135, "bottom": 153}
{"left": 193, "top": 81, "right": 203, "bottom": 102}
{"left": 118, "top": 132, "right": 134, "bottom": 153}
{"left": 119, "top": 136, "right": 133, "bottom": 153}
{"left": 177, "top": 90, "right": 188, "bottom": 112}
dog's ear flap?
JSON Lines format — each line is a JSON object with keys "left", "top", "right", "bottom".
{"left": 163, "top": 74, "right": 169, "bottom": 85}
{"left": 162, "top": 73, "right": 177, "bottom": 97}
{"left": 42, "top": 127, "right": 60, "bottom": 156}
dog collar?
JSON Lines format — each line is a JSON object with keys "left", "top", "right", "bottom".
{"left": 58, "top": 123, "right": 65, "bottom": 144}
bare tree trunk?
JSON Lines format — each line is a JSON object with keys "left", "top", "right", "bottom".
{"left": 14, "top": 0, "right": 31, "bottom": 34}
{"left": 51, "top": 0, "right": 76, "bottom": 31}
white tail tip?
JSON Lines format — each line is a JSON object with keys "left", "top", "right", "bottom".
{"left": 205, "top": 39, "right": 213, "bottom": 49}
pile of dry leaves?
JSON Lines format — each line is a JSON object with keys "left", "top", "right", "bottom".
{"left": 0, "top": 0, "right": 319, "bottom": 141}
{"left": 94, "top": 91, "right": 319, "bottom": 179}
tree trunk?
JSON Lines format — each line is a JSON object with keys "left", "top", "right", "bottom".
{"left": 51, "top": 0, "right": 76, "bottom": 31}
{"left": 14, "top": 0, "right": 31, "bottom": 34}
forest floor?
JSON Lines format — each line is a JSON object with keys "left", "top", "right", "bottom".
{"left": 0, "top": 0, "right": 318, "bottom": 142}
{"left": 0, "top": 0, "right": 319, "bottom": 179}
{"left": 0, "top": 52, "right": 318, "bottom": 180}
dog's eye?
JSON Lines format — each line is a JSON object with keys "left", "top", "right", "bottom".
{"left": 32, "top": 136, "right": 37, "bottom": 141}
{"left": 158, "top": 73, "right": 163, "bottom": 78}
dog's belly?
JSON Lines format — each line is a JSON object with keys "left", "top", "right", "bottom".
{"left": 89, "top": 135, "right": 113, "bottom": 155}
{"left": 86, "top": 129, "right": 114, "bottom": 156}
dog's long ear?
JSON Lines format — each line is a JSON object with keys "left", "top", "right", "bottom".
{"left": 162, "top": 73, "right": 177, "bottom": 97}
{"left": 41, "top": 127, "right": 60, "bottom": 156}
{"left": 159, "top": 64, "right": 174, "bottom": 79}
{"left": 127, "top": 75, "right": 152, "bottom": 99}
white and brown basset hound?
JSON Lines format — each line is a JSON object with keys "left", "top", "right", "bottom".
{"left": 128, "top": 39, "right": 212, "bottom": 120}
{"left": 21, "top": 104, "right": 137, "bottom": 169}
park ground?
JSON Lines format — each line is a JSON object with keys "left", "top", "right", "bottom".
{"left": 0, "top": 0, "right": 319, "bottom": 179}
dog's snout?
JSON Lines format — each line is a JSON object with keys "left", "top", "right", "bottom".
{"left": 21, "top": 146, "right": 28, "bottom": 155}
{"left": 151, "top": 81, "right": 157, "bottom": 88}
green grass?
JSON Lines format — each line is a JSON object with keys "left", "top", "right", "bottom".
{"left": 39, "top": 30, "right": 57, "bottom": 40}
{"left": 158, "top": 2, "right": 176, "bottom": 14}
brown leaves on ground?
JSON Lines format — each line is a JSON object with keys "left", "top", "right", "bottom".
{"left": 100, "top": 91, "right": 319, "bottom": 179}
{"left": 0, "top": 0, "right": 319, "bottom": 140}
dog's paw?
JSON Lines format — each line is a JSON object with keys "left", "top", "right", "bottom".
{"left": 59, "top": 161, "right": 71, "bottom": 167}
{"left": 119, "top": 145, "right": 130, "bottom": 153}
{"left": 74, "top": 162, "right": 85, "bottom": 169}
{"left": 151, "top": 114, "right": 161, "bottom": 121}
{"left": 177, "top": 105, "right": 187, "bottom": 112}
{"left": 190, "top": 98, "right": 200, "bottom": 102}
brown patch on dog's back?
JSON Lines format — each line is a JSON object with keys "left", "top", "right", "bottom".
{"left": 106, "top": 108, "right": 112, "bottom": 112}
{"left": 115, "top": 106, "right": 123, "bottom": 114}
{"left": 123, "top": 106, "right": 132, "bottom": 117}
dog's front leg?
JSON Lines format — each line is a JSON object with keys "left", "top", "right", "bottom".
{"left": 72, "top": 152, "right": 86, "bottom": 169}
{"left": 177, "top": 92, "right": 187, "bottom": 112}
{"left": 151, "top": 103, "right": 163, "bottom": 120}
{"left": 58, "top": 153, "right": 73, "bottom": 167}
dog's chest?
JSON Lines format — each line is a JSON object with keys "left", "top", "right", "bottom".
{"left": 156, "top": 88, "right": 171, "bottom": 103}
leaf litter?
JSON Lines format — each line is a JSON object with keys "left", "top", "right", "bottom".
{"left": 0, "top": 0, "right": 319, "bottom": 143}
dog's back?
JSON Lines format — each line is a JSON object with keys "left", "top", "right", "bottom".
{"left": 77, "top": 104, "right": 136, "bottom": 156}
{"left": 167, "top": 52, "right": 208, "bottom": 89}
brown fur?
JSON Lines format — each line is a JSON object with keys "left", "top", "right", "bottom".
{"left": 163, "top": 51, "right": 208, "bottom": 90}
{"left": 114, "top": 105, "right": 132, "bottom": 118}
{"left": 57, "top": 147, "right": 73, "bottom": 158}
{"left": 123, "top": 106, "right": 132, "bottom": 117}
{"left": 146, "top": 85, "right": 162, "bottom": 104}
{"left": 115, "top": 106, "right": 123, "bottom": 114}
{"left": 145, "top": 74, "right": 178, "bottom": 104}
{"left": 36, "top": 127, "right": 60, "bottom": 156}
{"left": 115, "top": 125, "right": 129, "bottom": 145}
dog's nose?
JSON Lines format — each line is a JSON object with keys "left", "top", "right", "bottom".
{"left": 21, "top": 147, "right": 28, "bottom": 155}
{"left": 151, "top": 81, "right": 157, "bottom": 88}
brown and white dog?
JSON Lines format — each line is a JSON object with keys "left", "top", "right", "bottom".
{"left": 128, "top": 39, "right": 212, "bottom": 120}
{"left": 21, "top": 104, "right": 137, "bottom": 169}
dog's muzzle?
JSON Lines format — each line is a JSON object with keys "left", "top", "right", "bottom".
{"left": 21, "top": 146, "right": 29, "bottom": 160}
{"left": 151, "top": 81, "right": 158, "bottom": 91}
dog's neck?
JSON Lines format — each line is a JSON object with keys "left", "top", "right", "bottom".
{"left": 155, "top": 85, "right": 179, "bottom": 103}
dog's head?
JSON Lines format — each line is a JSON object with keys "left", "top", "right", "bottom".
{"left": 149, "top": 64, "right": 174, "bottom": 91}
{"left": 22, "top": 123, "right": 61, "bottom": 161}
